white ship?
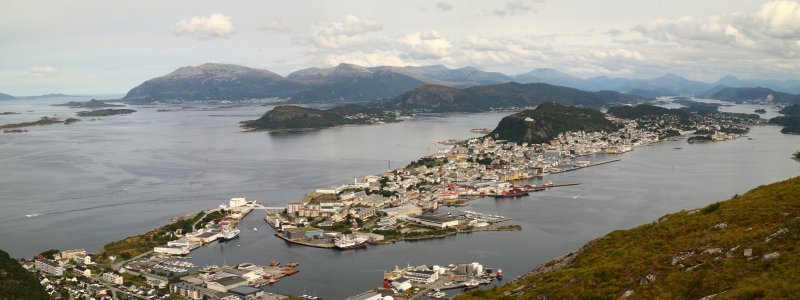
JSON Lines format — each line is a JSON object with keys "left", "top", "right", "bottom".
{"left": 220, "top": 227, "right": 240, "bottom": 241}
{"left": 334, "top": 235, "right": 368, "bottom": 250}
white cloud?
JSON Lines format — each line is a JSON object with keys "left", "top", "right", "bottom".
{"left": 436, "top": 2, "right": 454, "bottom": 12}
{"left": 311, "top": 15, "right": 382, "bottom": 49}
{"left": 633, "top": 1, "right": 800, "bottom": 57}
{"left": 591, "top": 48, "right": 644, "bottom": 61}
{"left": 754, "top": 0, "right": 800, "bottom": 39}
{"left": 402, "top": 31, "right": 453, "bottom": 59}
{"left": 29, "top": 66, "right": 60, "bottom": 77}
{"left": 173, "top": 13, "right": 235, "bottom": 40}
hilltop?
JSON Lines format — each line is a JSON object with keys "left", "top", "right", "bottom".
{"left": 123, "top": 63, "right": 308, "bottom": 101}
{"left": 378, "top": 82, "right": 644, "bottom": 113}
{"left": 0, "top": 249, "right": 48, "bottom": 300}
{"left": 458, "top": 176, "right": 800, "bottom": 299}
{"left": 489, "top": 103, "right": 617, "bottom": 144}
{"left": 606, "top": 104, "right": 691, "bottom": 123}
{"left": 0, "top": 92, "right": 14, "bottom": 100}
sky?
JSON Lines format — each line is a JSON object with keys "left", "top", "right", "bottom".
{"left": 1, "top": 0, "right": 798, "bottom": 95}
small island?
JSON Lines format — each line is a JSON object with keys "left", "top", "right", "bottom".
{"left": 754, "top": 108, "right": 767, "bottom": 114}
{"left": 0, "top": 116, "right": 64, "bottom": 129}
{"left": 240, "top": 104, "right": 398, "bottom": 131}
{"left": 76, "top": 108, "right": 136, "bottom": 117}
{"left": 0, "top": 112, "right": 20, "bottom": 115}
{"left": 53, "top": 99, "right": 123, "bottom": 108}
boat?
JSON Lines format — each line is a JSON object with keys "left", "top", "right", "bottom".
{"left": 270, "top": 260, "right": 280, "bottom": 267}
{"left": 494, "top": 188, "right": 529, "bottom": 198}
{"left": 253, "top": 227, "right": 258, "bottom": 231}
{"left": 426, "top": 289, "right": 447, "bottom": 298}
{"left": 496, "top": 268, "right": 503, "bottom": 280}
{"left": 463, "top": 278, "right": 480, "bottom": 290}
{"left": 220, "top": 228, "right": 240, "bottom": 241}
{"left": 470, "top": 128, "right": 491, "bottom": 134}
{"left": 286, "top": 261, "right": 300, "bottom": 267}
{"left": 335, "top": 235, "right": 368, "bottom": 250}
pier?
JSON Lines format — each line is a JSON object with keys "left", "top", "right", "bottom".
{"left": 550, "top": 158, "right": 621, "bottom": 174}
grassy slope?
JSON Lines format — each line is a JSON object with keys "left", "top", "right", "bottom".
{"left": 459, "top": 176, "right": 800, "bottom": 299}
{"left": 0, "top": 249, "right": 48, "bottom": 300}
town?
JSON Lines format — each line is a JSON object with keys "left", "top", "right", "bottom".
{"left": 16, "top": 106, "right": 762, "bottom": 300}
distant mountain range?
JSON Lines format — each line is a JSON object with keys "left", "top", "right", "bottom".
{"left": 707, "top": 87, "right": 800, "bottom": 104}
{"left": 513, "top": 69, "right": 800, "bottom": 95}
{"left": 0, "top": 93, "right": 82, "bottom": 100}
{"left": 122, "top": 63, "right": 519, "bottom": 103}
{"left": 376, "top": 82, "right": 643, "bottom": 112}
{"left": 119, "top": 63, "right": 799, "bottom": 103}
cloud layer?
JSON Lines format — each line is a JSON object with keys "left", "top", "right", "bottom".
{"left": 174, "top": 13, "right": 235, "bottom": 40}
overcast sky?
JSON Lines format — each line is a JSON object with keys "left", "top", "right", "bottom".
{"left": 1, "top": 0, "right": 798, "bottom": 95}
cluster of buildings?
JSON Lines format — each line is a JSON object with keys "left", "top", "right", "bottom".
{"left": 156, "top": 197, "right": 255, "bottom": 256}
{"left": 169, "top": 262, "right": 299, "bottom": 300}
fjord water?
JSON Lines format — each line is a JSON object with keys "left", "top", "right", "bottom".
{"left": 1, "top": 97, "right": 799, "bottom": 299}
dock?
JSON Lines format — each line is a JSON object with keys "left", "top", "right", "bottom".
{"left": 550, "top": 158, "right": 621, "bottom": 174}
{"left": 274, "top": 233, "right": 335, "bottom": 249}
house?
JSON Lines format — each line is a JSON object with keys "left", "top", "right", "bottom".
{"left": 170, "top": 282, "right": 201, "bottom": 300}
{"left": 206, "top": 276, "right": 247, "bottom": 293}
{"left": 71, "top": 253, "right": 92, "bottom": 265}
{"left": 228, "top": 286, "right": 263, "bottom": 300}
{"left": 287, "top": 202, "right": 304, "bottom": 215}
{"left": 73, "top": 264, "right": 91, "bottom": 277}
{"left": 298, "top": 203, "right": 321, "bottom": 218}
{"left": 143, "top": 273, "right": 168, "bottom": 288}
{"left": 351, "top": 207, "right": 377, "bottom": 219}
{"left": 102, "top": 272, "right": 124, "bottom": 285}
{"left": 34, "top": 259, "right": 63, "bottom": 276}
{"left": 60, "top": 248, "right": 86, "bottom": 260}
{"left": 391, "top": 277, "right": 413, "bottom": 291}
{"left": 320, "top": 200, "right": 344, "bottom": 213}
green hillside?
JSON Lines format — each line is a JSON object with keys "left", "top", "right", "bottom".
{"left": 458, "top": 176, "right": 800, "bottom": 299}
{"left": 0, "top": 249, "right": 48, "bottom": 300}
{"left": 489, "top": 103, "right": 617, "bottom": 144}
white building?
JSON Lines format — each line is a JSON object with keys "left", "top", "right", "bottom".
{"left": 102, "top": 272, "right": 124, "bottom": 285}
{"left": 154, "top": 246, "right": 190, "bottom": 256}
{"left": 391, "top": 277, "right": 412, "bottom": 291}
{"left": 229, "top": 197, "right": 247, "bottom": 208}
{"left": 34, "top": 259, "right": 63, "bottom": 276}
{"left": 405, "top": 269, "right": 438, "bottom": 284}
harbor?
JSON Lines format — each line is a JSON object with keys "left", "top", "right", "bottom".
{"left": 346, "top": 261, "right": 503, "bottom": 300}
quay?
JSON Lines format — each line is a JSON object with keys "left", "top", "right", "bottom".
{"left": 274, "top": 233, "right": 335, "bottom": 249}
{"left": 550, "top": 158, "right": 621, "bottom": 174}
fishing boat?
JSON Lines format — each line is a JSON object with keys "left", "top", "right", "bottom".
{"left": 426, "top": 289, "right": 447, "bottom": 298}
{"left": 463, "top": 278, "right": 480, "bottom": 290}
{"left": 219, "top": 227, "right": 240, "bottom": 241}
{"left": 334, "top": 235, "right": 368, "bottom": 250}
{"left": 496, "top": 268, "right": 503, "bottom": 280}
